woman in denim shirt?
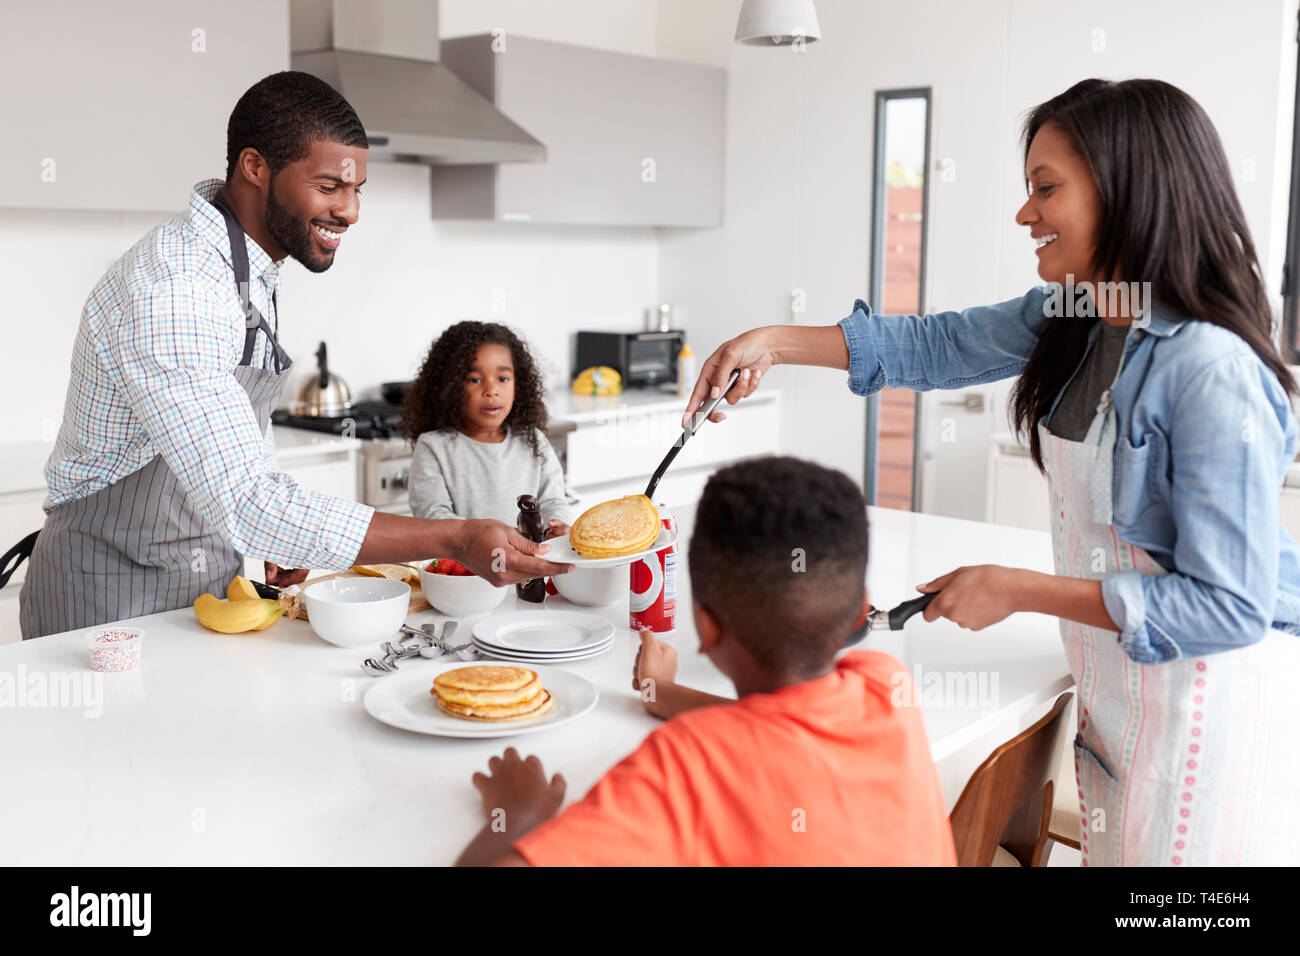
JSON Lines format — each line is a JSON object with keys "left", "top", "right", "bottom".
{"left": 683, "top": 79, "right": 1300, "bottom": 866}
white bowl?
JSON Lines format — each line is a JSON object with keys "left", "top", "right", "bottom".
{"left": 418, "top": 563, "right": 509, "bottom": 616}
{"left": 551, "top": 566, "right": 625, "bottom": 607}
{"left": 302, "top": 577, "right": 411, "bottom": 648}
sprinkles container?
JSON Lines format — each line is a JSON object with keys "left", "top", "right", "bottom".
{"left": 86, "top": 627, "right": 144, "bottom": 672}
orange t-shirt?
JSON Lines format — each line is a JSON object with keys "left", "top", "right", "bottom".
{"left": 514, "top": 650, "right": 957, "bottom": 866}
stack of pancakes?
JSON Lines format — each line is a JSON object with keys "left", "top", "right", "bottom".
{"left": 432, "top": 666, "right": 554, "bottom": 722}
{"left": 569, "top": 495, "right": 660, "bottom": 559}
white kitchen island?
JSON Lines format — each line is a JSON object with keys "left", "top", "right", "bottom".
{"left": 0, "top": 504, "right": 1070, "bottom": 865}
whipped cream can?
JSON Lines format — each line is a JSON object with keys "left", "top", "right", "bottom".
{"left": 630, "top": 503, "right": 677, "bottom": 634}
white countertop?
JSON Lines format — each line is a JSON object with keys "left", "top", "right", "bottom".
{"left": 270, "top": 425, "right": 362, "bottom": 460}
{"left": 0, "top": 503, "right": 1067, "bottom": 865}
{"left": 547, "top": 385, "right": 779, "bottom": 426}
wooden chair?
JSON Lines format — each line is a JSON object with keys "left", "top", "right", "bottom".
{"left": 949, "top": 691, "right": 1074, "bottom": 866}
{"left": 1046, "top": 708, "right": 1082, "bottom": 851}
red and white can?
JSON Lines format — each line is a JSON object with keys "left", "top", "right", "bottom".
{"left": 629, "top": 503, "right": 677, "bottom": 634}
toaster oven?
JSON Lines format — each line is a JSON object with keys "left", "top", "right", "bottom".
{"left": 573, "top": 330, "right": 686, "bottom": 388}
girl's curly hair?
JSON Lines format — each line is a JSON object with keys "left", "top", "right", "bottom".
{"left": 400, "top": 321, "right": 549, "bottom": 457}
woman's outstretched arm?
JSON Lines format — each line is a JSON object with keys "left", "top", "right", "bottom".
{"left": 682, "top": 287, "right": 1054, "bottom": 426}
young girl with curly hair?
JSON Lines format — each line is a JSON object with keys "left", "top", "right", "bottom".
{"left": 402, "top": 322, "right": 572, "bottom": 536}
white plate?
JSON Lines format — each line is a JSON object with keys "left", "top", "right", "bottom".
{"left": 539, "top": 527, "right": 678, "bottom": 569}
{"left": 472, "top": 638, "right": 614, "bottom": 664}
{"left": 363, "top": 662, "right": 598, "bottom": 738}
{"left": 472, "top": 634, "right": 613, "bottom": 658}
{"left": 472, "top": 610, "right": 616, "bottom": 653}
{"left": 471, "top": 629, "right": 615, "bottom": 656}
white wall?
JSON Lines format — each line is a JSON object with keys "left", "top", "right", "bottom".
{"left": 655, "top": 0, "right": 1297, "bottom": 514}
{"left": 994, "top": 0, "right": 1297, "bottom": 302}
{"left": 0, "top": 0, "right": 662, "bottom": 443}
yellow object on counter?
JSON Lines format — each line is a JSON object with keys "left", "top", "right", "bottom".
{"left": 194, "top": 592, "right": 284, "bottom": 633}
{"left": 572, "top": 365, "right": 623, "bottom": 396}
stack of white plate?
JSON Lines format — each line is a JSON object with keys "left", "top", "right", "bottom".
{"left": 472, "top": 610, "right": 616, "bottom": 663}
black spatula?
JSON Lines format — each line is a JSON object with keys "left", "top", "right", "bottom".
{"left": 645, "top": 370, "right": 741, "bottom": 501}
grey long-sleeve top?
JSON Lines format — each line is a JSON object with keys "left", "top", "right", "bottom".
{"left": 407, "top": 427, "right": 574, "bottom": 527}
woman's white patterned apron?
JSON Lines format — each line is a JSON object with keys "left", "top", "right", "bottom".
{"left": 1038, "top": 390, "right": 1300, "bottom": 865}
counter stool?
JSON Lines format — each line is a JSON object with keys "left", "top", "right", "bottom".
{"left": 948, "top": 691, "right": 1074, "bottom": 866}
{"left": 1047, "top": 710, "right": 1082, "bottom": 851}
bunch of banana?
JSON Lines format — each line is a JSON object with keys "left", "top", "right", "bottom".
{"left": 571, "top": 365, "right": 622, "bottom": 396}
{"left": 192, "top": 576, "right": 285, "bottom": 633}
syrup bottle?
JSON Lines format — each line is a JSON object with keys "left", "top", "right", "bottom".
{"left": 516, "top": 494, "right": 547, "bottom": 603}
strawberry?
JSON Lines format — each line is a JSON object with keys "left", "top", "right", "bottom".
{"left": 427, "top": 557, "right": 478, "bottom": 577}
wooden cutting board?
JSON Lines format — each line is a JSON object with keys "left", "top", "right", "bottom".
{"left": 299, "top": 567, "right": 431, "bottom": 616}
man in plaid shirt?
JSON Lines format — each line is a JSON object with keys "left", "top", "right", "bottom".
{"left": 19, "top": 72, "right": 569, "bottom": 639}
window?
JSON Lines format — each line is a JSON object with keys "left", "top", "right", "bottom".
{"left": 865, "top": 89, "right": 931, "bottom": 508}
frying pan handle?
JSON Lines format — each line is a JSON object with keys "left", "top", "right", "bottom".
{"left": 889, "top": 592, "right": 937, "bottom": 630}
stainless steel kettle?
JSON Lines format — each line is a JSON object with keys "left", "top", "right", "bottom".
{"left": 299, "top": 341, "right": 351, "bottom": 416}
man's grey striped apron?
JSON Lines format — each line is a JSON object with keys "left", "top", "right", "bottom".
{"left": 19, "top": 192, "right": 292, "bottom": 639}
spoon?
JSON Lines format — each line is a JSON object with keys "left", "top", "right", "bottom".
{"left": 361, "top": 658, "right": 393, "bottom": 676}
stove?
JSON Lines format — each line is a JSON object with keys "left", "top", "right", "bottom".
{"left": 272, "top": 401, "right": 414, "bottom": 512}
{"left": 271, "top": 400, "right": 404, "bottom": 440}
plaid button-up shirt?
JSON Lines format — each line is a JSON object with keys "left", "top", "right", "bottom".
{"left": 43, "top": 179, "right": 373, "bottom": 570}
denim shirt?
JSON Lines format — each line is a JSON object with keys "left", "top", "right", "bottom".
{"left": 838, "top": 285, "right": 1300, "bottom": 664}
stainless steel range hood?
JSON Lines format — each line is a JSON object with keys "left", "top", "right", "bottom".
{"left": 290, "top": 0, "right": 545, "bottom": 165}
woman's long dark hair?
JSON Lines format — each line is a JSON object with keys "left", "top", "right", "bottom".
{"left": 1010, "top": 78, "right": 1296, "bottom": 473}
{"left": 400, "top": 321, "right": 548, "bottom": 457}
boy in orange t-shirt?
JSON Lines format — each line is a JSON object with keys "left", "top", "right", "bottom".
{"left": 454, "top": 456, "right": 957, "bottom": 866}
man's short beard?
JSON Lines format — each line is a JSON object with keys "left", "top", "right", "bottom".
{"left": 265, "top": 175, "right": 333, "bottom": 274}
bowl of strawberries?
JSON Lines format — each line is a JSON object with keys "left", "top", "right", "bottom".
{"left": 417, "top": 557, "right": 509, "bottom": 617}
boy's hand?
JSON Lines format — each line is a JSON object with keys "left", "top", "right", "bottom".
{"left": 471, "top": 748, "right": 566, "bottom": 835}
{"left": 544, "top": 520, "right": 570, "bottom": 540}
{"left": 633, "top": 627, "right": 678, "bottom": 715}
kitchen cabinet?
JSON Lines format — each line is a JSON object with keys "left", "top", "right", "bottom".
{"left": 0, "top": 1, "right": 288, "bottom": 212}
{"left": 431, "top": 35, "right": 726, "bottom": 227}
{"left": 986, "top": 438, "right": 1051, "bottom": 532}
{"left": 917, "top": 383, "right": 1004, "bottom": 520}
